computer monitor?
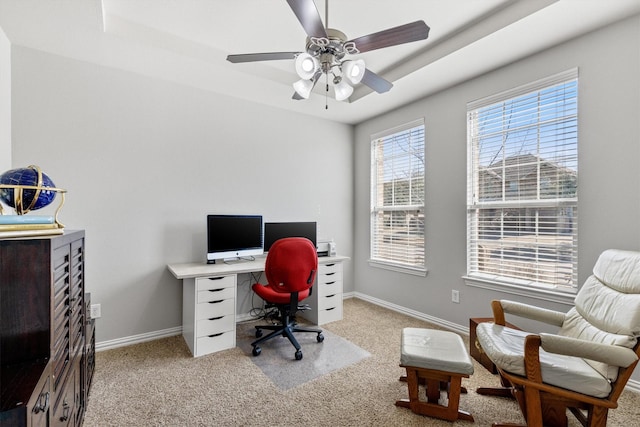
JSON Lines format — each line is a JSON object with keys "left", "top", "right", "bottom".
{"left": 264, "top": 221, "right": 317, "bottom": 251}
{"left": 206, "top": 214, "right": 263, "bottom": 263}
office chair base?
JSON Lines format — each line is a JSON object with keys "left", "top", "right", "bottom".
{"left": 251, "top": 323, "right": 324, "bottom": 361}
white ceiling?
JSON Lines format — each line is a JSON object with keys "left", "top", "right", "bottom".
{"left": 1, "top": 0, "right": 639, "bottom": 124}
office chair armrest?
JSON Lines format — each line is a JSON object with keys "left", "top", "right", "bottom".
{"left": 539, "top": 333, "right": 639, "bottom": 368}
{"left": 493, "top": 299, "right": 566, "bottom": 327}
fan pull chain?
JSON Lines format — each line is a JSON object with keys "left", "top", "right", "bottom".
{"left": 325, "top": 74, "right": 329, "bottom": 109}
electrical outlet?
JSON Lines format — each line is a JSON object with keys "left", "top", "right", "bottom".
{"left": 451, "top": 290, "right": 460, "bottom": 304}
{"left": 90, "top": 304, "right": 101, "bottom": 319}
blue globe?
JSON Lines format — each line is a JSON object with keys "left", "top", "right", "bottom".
{"left": 0, "top": 166, "right": 57, "bottom": 212}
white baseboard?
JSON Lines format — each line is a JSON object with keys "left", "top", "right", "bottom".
{"left": 95, "top": 326, "right": 182, "bottom": 352}
{"left": 93, "top": 292, "right": 640, "bottom": 393}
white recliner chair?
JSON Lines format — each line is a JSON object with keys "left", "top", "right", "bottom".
{"left": 476, "top": 249, "right": 640, "bottom": 427}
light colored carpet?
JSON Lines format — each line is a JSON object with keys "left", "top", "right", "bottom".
{"left": 84, "top": 298, "right": 640, "bottom": 426}
{"left": 236, "top": 320, "right": 371, "bottom": 390}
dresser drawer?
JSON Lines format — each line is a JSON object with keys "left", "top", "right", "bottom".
{"left": 318, "top": 304, "right": 343, "bottom": 324}
{"left": 196, "top": 275, "right": 235, "bottom": 291}
{"left": 197, "top": 285, "right": 235, "bottom": 304}
{"left": 196, "top": 314, "right": 235, "bottom": 337}
{"left": 196, "top": 299, "right": 235, "bottom": 320}
{"left": 196, "top": 330, "right": 235, "bottom": 355}
{"left": 318, "top": 292, "right": 341, "bottom": 311}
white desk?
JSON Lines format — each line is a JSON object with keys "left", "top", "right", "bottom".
{"left": 167, "top": 255, "right": 348, "bottom": 357}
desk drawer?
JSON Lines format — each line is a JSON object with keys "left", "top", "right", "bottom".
{"left": 196, "top": 275, "right": 235, "bottom": 291}
{"left": 318, "top": 264, "right": 342, "bottom": 282}
{"left": 196, "top": 299, "right": 235, "bottom": 320}
{"left": 196, "top": 314, "right": 235, "bottom": 337}
{"left": 197, "top": 286, "right": 235, "bottom": 304}
{"left": 196, "top": 331, "right": 235, "bottom": 356}
{"left": 318, "top": 293, "right": 341, "bottom": 311}
{"left": 316, "top": 280, "right": 342, "bottom": 297}
{"left": 318, "top": 303, "right": 343, "bottom": 324}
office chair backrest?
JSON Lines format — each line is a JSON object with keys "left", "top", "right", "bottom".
{"left": 264, "top": 237, "right": 318, "bottom": 294}
{"left": 559, "top": 249, "right": 640, "bottom": 381}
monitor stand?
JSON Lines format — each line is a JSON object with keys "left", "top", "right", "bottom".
{"left": 223, "top": 256, "right": 256, "bottom": 265}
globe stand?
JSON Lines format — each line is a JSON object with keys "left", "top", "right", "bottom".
{"left": 0, "top": 184, "right": 67, "bottom": 228}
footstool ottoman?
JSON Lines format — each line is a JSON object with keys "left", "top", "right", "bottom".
{"left": 395, "top": 327, "right": 474, "bottom": 422}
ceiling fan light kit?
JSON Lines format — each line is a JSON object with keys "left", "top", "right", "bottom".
{"left": 226, "top": 0, "right": 430, "bottom": 105}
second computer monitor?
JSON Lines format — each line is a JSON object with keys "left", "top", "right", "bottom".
{"left": 264, "top": 221, "right": 317, "bottom": 251}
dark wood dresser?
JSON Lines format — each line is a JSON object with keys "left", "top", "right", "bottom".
{"left": 0, "top": 230, "right": 94, "bottom": 427}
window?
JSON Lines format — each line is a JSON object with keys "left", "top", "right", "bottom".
{"left": 466, "top": 69, "right": 578, "bottom": 292}
{"left": 370, "top": 119, "right": 425, "bottom": 274}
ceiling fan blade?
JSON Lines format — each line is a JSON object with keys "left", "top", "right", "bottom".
{"left": 226, "top": 52, "right": 299, "bottom": 63}
{"left": 347, "top": 21, "right": 430, "bottom": 53}
{"left": 361, "top": 69, "right": 393, "bottom": 93}
{"left": 286, "top": 0, "right": 327, "bottom": 38}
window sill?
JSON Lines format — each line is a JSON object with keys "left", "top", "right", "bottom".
{"left": 369, "top": 260, "right": 427, "bottom": 277}
{"left": 463, "top": 275, "right": 576, "bottom": 306}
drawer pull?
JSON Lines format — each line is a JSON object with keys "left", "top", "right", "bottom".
{"left": 208, "top": 316, "right": 224, "bottom": 321}
{"left": 326, "top": 263, "right": 335, "bottom": 266}
{"left": 60, "top": 400, "right": 70, "bottom": 421}
{"left": 326, "top": 272, "right": 336, "bottom": 276}
{"left": 208, "top": 300, "right": 224, "bottom": 304}
{"left": 208, "top": 332, "right": 223, "bottom": 338}
{"left": 33, "top": 391, "right": 49, "bottom": 414}
{"left": 208, "top": 277, "right": 225, "bottom": 281}
{"left": 326, "top": 307, "right": 336, "bottom": 311}
{"left": 327, "top": 294, "right": 336, "bottom": 298}
{"left": 208, "top": 288, "right": 224, "bottom": 292}
{"left": 325, "top": 281, "right": 336, "bottom": 285}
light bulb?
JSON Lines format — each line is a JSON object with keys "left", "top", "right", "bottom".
{"left": 295, "top": 53, "right": 318, "bottom": 80}
{"left": 343, "top": 59, "right": 366, "bottom": 84}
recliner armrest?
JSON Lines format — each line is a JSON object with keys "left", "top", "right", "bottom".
{"left": 539, "top": 333, "right": 639, "bottom": 368}
{"left": 498, "top": 300, "right": 566, "bottom": 327}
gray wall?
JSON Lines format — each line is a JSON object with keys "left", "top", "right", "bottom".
{"left": 0, "top": 25, "right": 9, "bottom": 171}
{"left": 354, "top": 16, "right": 640, "bottom": 336}
{"left": 9, "top": 46, "right": 354, "bottom": 344}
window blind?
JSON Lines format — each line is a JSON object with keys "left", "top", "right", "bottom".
{"left": 467, "top": 69, "right": 578, "bottom": 290}
{"left": 371, "top": 119, "right": 425, "bottom": 270}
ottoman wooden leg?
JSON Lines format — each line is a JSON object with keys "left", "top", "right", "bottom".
{"left": 396, "top": 366, "right": 474, "bottom": 422}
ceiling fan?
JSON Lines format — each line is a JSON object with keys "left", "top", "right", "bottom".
{"left": 226, "top": 0, "right": 430, "bottom": 103}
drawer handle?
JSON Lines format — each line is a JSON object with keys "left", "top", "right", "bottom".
{"left": 326, "top": 307, "right": 336, "bottom": 311}
{"left": 326, "top": 263, "right": 335, "bottom": 266}
{"left": 326, "top": 272, "right": 336, "bottom": 276}
{"left": 208, "top": 288, "right": 224, "bottom": 292}
{"left": 208, "top": 300, "right": 224, "bottom": 304}
{"left": 208, "top": 316, "right": 224, "bottom": 321}
{"left": 208, "top": 332, "right": 223, "bottom": 338}
{"left": 208, "top": 277, "right": 225, "bottom": 280}
{"left": 325, "top": 281, "right": 336, "bottom": 285}
{"left": 60, "top": 400, "right": 70, "bottom": 421}
{"left": 33, "top": 391, "right": 49, "bottom": 414}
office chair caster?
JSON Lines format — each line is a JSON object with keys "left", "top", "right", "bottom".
{"left": 295, "top": 349, "right": 303, "bottom": 360}
{"left": 252, "top": 346, "right": 261, "bottom": 356}
{"left": 317, "top": 333, "right": 324, "bottom": 342}
{"left": 255, "top": 328, "right": 263, "bottom": 338}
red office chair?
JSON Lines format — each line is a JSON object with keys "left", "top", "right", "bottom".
{"left": 251, "top": 237, "right": 324, "bottom": 360}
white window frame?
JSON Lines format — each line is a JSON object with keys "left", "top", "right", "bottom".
{"left": 465, "top": 69, "right": 578, "bottom": 301}
{"left": 370, "top": 119, "right": 426, "bottom": 276}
